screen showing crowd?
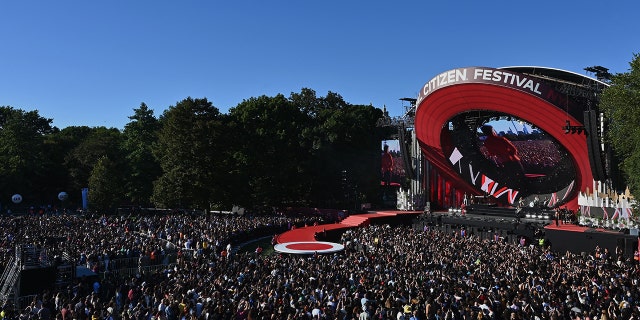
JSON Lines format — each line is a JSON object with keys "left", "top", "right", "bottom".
{"left": 442, "top": 111, "right": 576, "bottom": 202}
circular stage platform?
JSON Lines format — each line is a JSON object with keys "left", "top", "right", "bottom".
{"left": 273, "top": 241, "right": 344, "bottom": 254}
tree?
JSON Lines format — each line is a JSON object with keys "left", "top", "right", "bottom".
{"left": 599, "top": 53, "right": 640, "bottom": 196}
{"left": 88, "top": 156, "right": 125, "bottom": 212}
{"left": 310, "top": 102, "right": 384, "bottom": 208}
{"left": 227, "top": 94, "right": 311, "bottom": 208}
{"left": 152, "top": 97, "right": 224, "bottom": 209}
{"left": 289, "top": 90, "right": 384, "bottom": 208}
{"left": 0, "top": 107, "right": 56, "bottom": 205}
{"left": 44, "top": 126, "right": 95, "bottom": 207}
{"left": 122, "top": 103, "right": 161, "bottom": 206}
{"left": 63, "top": 127, "right": 125, "bottom": 195}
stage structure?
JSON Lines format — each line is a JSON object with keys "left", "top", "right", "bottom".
{"left": 377, "top": 99, "right": 425, "bottom": 211}
{"left": 0, "top": 244, "right": 66, "bottom": 308}
{"left": 414, "top": 66, "right": 616, "bottom": 212}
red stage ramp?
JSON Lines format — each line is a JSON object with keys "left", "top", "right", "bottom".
{"left": 274, "top": 211, "right": 421, "bottom": 254}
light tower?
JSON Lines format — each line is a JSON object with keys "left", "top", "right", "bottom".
{"left": 377, "top": 98, "right": 425, "bottom": 211}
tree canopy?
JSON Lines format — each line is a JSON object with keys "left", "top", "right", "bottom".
{"left": 599, "top": 53, "right": 640, "bottom": 196}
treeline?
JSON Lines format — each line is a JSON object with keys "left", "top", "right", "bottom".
{"left": 0, "top": 89, "right": 395, "bottom": 213}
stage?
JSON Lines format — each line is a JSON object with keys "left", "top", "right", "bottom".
{"left": 544, "top": 222, "right": 638, "bottom": 257}
{"left": 273, "top": 208, "right": 638, "bottom": 258}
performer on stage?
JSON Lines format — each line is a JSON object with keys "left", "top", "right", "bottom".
{"left": 481, "top": 125, "right": 526, "bottom": 189}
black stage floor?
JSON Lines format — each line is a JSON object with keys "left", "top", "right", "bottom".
{"left": 416, "top": 206, "right": 637, "bottom": 259}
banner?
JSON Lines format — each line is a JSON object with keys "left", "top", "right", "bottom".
{"left": 82, "top": 188, "right": 89, "bottom": 210}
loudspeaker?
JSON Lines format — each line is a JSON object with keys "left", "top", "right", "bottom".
{"left": 584, "top": 110, "right": 606, "bottom": 181}
{"left": 622, "top": 238, "right": 637, "bottom": 258}
{"left": 399, "top": 126, "right": 416, "bottom": 179}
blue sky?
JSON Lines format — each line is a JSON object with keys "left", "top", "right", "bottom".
{"left": 1, "top": 1, "right": 638, "bottom": 130}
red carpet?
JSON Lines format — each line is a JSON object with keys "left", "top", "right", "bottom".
{"left": 275, "top": 210, "right": 421, "bottom": 244}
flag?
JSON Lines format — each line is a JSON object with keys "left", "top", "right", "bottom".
{"left": 449, "top": 148, "right": 464, "bottom": 172}
{"left": 580, "top": 206, "right": 591, "bottom": 218}
{"left": 547, "top": 193, "right": 558, "bottom": 207}
{"left": 611, "top": 207, "right": 620, "bottom": 220}
{"left": 581, "top": 205, "right": 591, "bottom": 217}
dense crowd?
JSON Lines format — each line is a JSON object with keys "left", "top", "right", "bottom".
{"left": 1, "top": 213, "right": 639, "bottom": 320}
{"left": 480, "top": 140, "right": 564, "bottom": 173}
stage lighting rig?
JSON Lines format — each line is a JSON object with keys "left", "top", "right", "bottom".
{"left": 584, "top": 66, "right": 611, "bottom": 82}
{"left": 563, "top": 120, "right": 586, "bottom": 135}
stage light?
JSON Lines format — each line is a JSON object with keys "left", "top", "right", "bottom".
{"left": 526, "top": 214, "right": 532, "bottom": 219}
{"left": 563, "top": 120, "right": 586, "bottom": 135}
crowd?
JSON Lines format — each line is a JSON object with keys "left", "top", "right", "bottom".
{"left": 1, "top": 212, "right": 639, "bottom": 320}
{"left": 480, "top": 140, "right": 564, "bottom": 174}
{"left": 511, "top": 140, "right": 564, "bottom": 172}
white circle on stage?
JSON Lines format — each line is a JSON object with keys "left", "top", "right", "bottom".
{"left": 274, "top": 241, "right": 344, "bottom": 254}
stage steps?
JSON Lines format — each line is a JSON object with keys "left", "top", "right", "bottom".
{"left": 0, "top": 254, "right": 20, "bottom": 307}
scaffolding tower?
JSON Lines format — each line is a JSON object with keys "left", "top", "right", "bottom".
{"left": 377, "top": 98, "right": 425, "bottom": 211}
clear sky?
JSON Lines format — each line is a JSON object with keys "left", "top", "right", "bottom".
{"left": 1, "top": 1, "right": 638, "bottom": 130}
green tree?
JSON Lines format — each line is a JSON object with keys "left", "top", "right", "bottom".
{"left": 227, "top": 94, "right": 311, "bottom": 208}
{"left": 0, "top": 107, "right": 57, "bottom": 205}
{"left": 88, "top": 156, "right": 124, "bottom": 212}
{"left": 44, "top": 126, "right": 95, "bottom": 207}
{"left": 152, "top": 97, "right": 224, "bottom": 209}
{"left": 313, "top": 103, "right": 383, "bottom": 208}
{"left": 289, "top": 90, "right": 384, "bottom": 208}
{"left": 64, "top": 127, "right": 124, "bottom": 195}
{"left": 599, "top": 53, "right": 640, "bottom": 196}
{"left": 122, "top": 103, "right": 161, "bottom": 206}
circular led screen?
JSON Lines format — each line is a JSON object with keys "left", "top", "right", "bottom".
{"left": 441, "top": 111, "right": 576, "bottom": 204}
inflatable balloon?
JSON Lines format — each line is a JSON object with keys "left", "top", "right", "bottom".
{"left": 58, "top": 191, "right": 69, "bottom": 201}
{"left": 11, "top": 194, "right": 22, "bottom": 204}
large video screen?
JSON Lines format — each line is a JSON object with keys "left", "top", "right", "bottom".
{"left": 441, "top": 111, "right": 576, "bottom": 205}
{"left": 381, "top": 140, "right": 405, "bottom": 188}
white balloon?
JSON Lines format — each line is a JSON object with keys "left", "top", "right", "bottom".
{"left": 11, "top": 194, "right": 22, "bottom": 204}
{"left": 58, "top": 192, "right": 69, "bottom": 201}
